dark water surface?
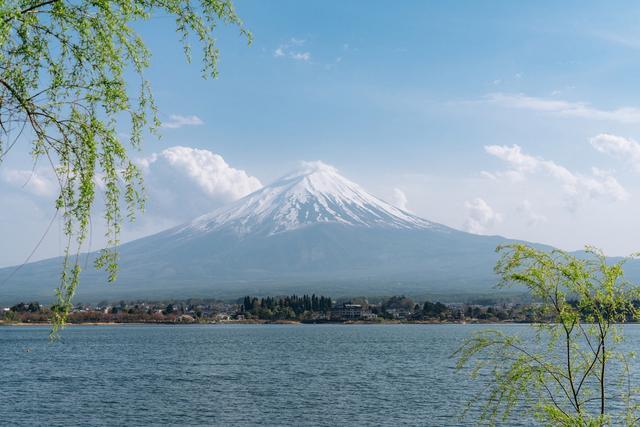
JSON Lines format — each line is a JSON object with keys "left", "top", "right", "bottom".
{"left": 0, "top": 323, "right": 624, "bottom": 426}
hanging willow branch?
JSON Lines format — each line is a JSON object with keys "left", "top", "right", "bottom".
{"left": 0, "top": 0, "right": 250, "bottom": 337}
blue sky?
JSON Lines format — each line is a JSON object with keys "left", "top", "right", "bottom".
{"left": 4, "top": 0, "right": 640, "bottom": 265}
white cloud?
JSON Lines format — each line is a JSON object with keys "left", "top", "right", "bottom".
{"left": 485, "top": 144, "right": 538, "bottom": 173}
{"left": 296, "top": 160, "right": 338, "bottom": 175}
{"left": 590, "top": 133, "right": 640, "bottom": 172}
{"left": 142, "top": 146, "right": 262, "bottom": 201}
{"left": 2, "top": 169, "right": 57, "bottom": 197}
{"left": 486, "top": 93, "right": 640, "bottom": 124}
{"left": 392, "top": 188, "right": 409, "bottom": 211}
{"left": 593, "top": 31, "right": 640, "bottom": 50}
{"left": 0, "top": 147, "right": 263, "bottom": 265}
{"left": 290, "top": 52, "right": 311, "bottom": 61}
{"left": 289, "top": 38, "right": 306, "bottom": 46}
{"left": 517, "top": 200, "right": 547, "bottom": 227}
{"left": 161, "top": 114, "right": 204, "bottom": 129}
{"left": 484, "top": 144, "right": 629, "bottom": 207}
{"left": 126, "top": 146, "right": 265, "bottom": 232}
{"left": 480, "top": 170, "right": 497, "bottom": 180}
{"left": 274, "top": 38, "right": 311, "bottom": 62}
{"left": 463, "top": 198, "right": 503, "bottom": 234}
{"left": 480, "top": 169, "right": 524, "bottom": 183}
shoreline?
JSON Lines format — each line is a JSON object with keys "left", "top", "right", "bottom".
{"left": 0, "top": 319, "right": 527, "bottom": 327}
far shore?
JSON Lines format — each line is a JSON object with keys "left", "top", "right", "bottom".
{"left": 0, "top": 319, "right": 527, "bottom": 327}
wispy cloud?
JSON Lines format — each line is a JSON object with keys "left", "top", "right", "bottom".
{"left": 590, "top": 133, "right": 640, "bottom": 172}
{"left": 161, "top": 114, "right": 204, "bottom": 129}
{"left": 274, "top": 38, "right": 311, "bottom": 62}
{"left": 2, "top": 169, "right": 57, "bottom": 197}
{"left": 484, "top": 144, "right": 629, "bottom": 208}
{"left": 392, "top": 188, "right": 409, "bottom": 211}
{"left": 289, "top": 37, "right": 305, "bottom": 46}
{"left": 485, "top": 93, "right": 640, "bottom": 124}
{"left": 517, "top": 200, "right": 547, "bottom": 227}
{"left": 592, "top": 31, "right": 640, "bottom": 50}
{"left": 463, "top": 198, "right": 502, "bottom": 234}
{"left": 290, "top": 52, "right": 311, "bottom": 61}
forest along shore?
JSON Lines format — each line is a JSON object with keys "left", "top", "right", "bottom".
{"left": 0, "top": 293, "right": 589, "bottom": 325}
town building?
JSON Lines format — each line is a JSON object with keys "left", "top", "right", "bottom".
{"left": 331, "top": 303, "right": 377, "bottom": 321}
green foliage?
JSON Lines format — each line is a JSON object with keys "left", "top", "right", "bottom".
{"left": 242, "top": 294, "right": 333, "bottom": 320}
{"left": 382, "top": 295, "right": 414, "bottom": 311}
{"left": 0, "top": 0, "right": 249, "bottom": 337}
{"left": 10, "top": 301, "right": 41, "bottom": 312}
{"left": 422, "top": 300, "right": 449, "bottom": 318}
{"left": 163, "top": 303, "right": 174, "bottom": 314}
{"left": 455, "top": 244, "right": 640, "bottom": 425}
{"left": 2, "top": 309, "right": 17, "bottom": 322}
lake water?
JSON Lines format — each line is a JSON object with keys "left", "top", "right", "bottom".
{"left": 1, "top": 324, "right": 637, "bottom": 426}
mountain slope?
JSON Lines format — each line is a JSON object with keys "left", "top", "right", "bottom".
{"left": 178, "top": 161, "right": 438, "bottom": 236}
{"left": 0, "top": 162, "right": 577, "bottom": 303}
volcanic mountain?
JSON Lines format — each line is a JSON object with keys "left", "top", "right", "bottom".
{"left": 1, "top": 162, "right": 548, "bottom": 302}
{"left": 181, "top": 161, "right": 438, "bottom": 236}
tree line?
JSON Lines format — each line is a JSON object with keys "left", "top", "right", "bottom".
{"left": 241, "top": 294, "right": 333, "bottom": 320}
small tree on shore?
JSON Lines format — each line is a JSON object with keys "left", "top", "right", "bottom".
{"left": 455, "top": 244, "right": 640, "bottom": 426}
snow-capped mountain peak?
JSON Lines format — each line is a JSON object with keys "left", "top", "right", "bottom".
{"left": 181, "top": 161, "right": 436, "bottom": 236}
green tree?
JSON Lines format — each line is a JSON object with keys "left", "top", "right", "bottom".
{"left": 2, "top": 309, "right": 17, "bottom": 322}
{"left": 455, "top": 244, "right": 640, "bottom": 425}
{"left": 0, "top": 1, "right": 249, "bottom": 335}
{"left": 163, "top": 303, "right": 174, "bottom": 315}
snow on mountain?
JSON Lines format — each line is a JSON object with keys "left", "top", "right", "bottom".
{"left": 180, "top": 161, "right": 437, "bottom": 236}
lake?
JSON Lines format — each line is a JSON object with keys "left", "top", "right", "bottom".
{"left": 2, "top": 323, "right": 634, "bottom": 426}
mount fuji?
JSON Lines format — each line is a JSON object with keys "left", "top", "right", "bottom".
{"left": 180, "top": 161, "right": 438, "bottom": 236}
{"left": 1, "top": 162, "right": 551, "bottom": 302}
